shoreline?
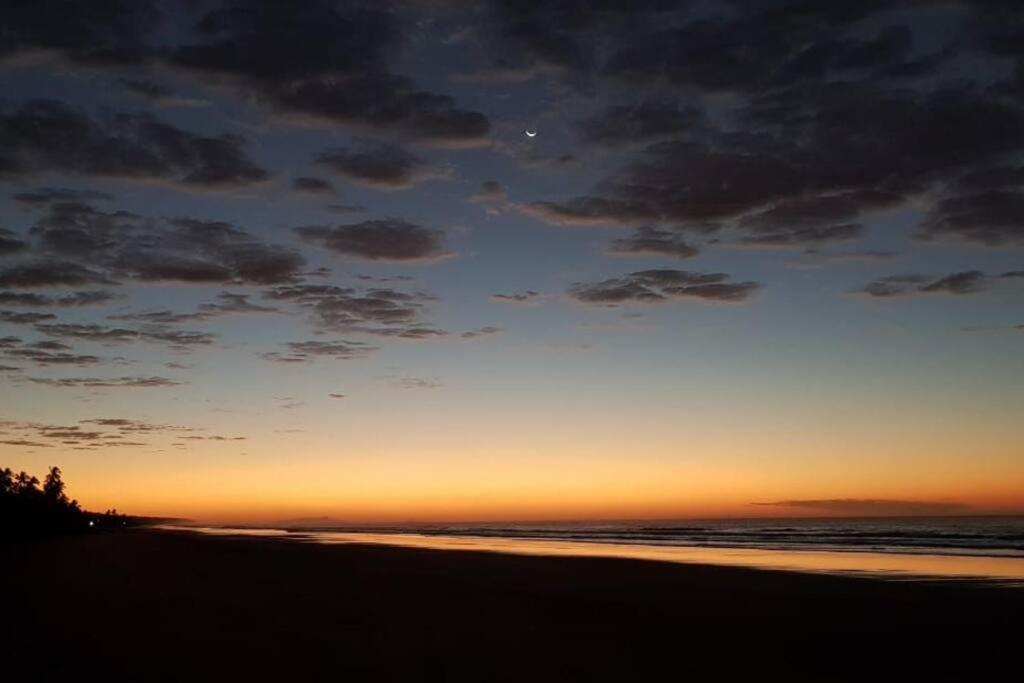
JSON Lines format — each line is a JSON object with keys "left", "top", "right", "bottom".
{"left": 6, "top": 527, "right": 1024, "bottom": 680}
{"left": 164, "top": 524, "right": 1024, "bottom": 585}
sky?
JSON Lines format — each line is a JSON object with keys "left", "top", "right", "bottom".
{"left": 0, "top": 0, "right": 1022, "bottom": 523}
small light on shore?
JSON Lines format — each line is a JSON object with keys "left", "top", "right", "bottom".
{"left": 89, "top": 520, "right": 95, "bottom": 527}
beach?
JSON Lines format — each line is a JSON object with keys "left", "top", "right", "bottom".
{"left": 4, "top": 528, "right": 1021, "bottom": 681}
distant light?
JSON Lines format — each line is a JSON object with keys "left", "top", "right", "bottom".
{"left": 88, "top": 520, "right": 94, "bottom": 527}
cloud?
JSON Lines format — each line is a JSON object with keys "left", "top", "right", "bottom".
{"left": 0, "top": 439, "right": 52, "bottom": 448}
{"left": 389, "top": 376, "right": 441, "bottom": 390}
{"left": 0, "top": 260, "right": 111, "bottom": 288}
{"left": 117, "top": 78, "right": 209, "bottom": 108}
{"left": 294, "top": 220, "right": 449, "bottom": 262}
{"left": 579, "top": 103, "right": 704, "bottom": 148}
{"left": 0, "top": 0, "right": 156, "bottom": 66}
{"left": 491, "top": 291, "right": 540, "bottom": 304}
{"left": 607, "top": 227, "right": 699, "bottom": 259}
{"left": 0, "top": 100, "right": 269, "bottom": 189}
{"left": 35, "top": 323, "right": 215, "bottom": 347}
{"left": 168, "top": 0, "right": 490, "bottom": 146}
{"left": 0, "top": 417, "right": 233, "bottom": 451}
{"left": 738, "top": 223, "right": 864, "bottom": 248}
{"left": 286, "top": 340, "right": 375, "bottom": 360}
{"left": 79, "top": 418, "right": 192, "bottom": 433}
{"left": 3, "top": 342, "right": 105, "bottom": 366}
{"left": 291, "top": 176, "right": 335, "bottom": 196}
{"left": 857, "top": 270, "right": 988, "bottom": 298}
{"left": 517, "top": 79, "right": 1024, "bottom": 249}
{"left": 518, "top": 197, "right": 658, "bottom": 226}
{"left": 316, "top": 140, "right": 441, "bottom": 190}
{"left": 108, "top": 292, "right": 278, "bottom": 324}
{"left": 468, "top": 181, "right": 507, "bottom": 204}
{"left": 12, "top": 188, "right": 114, "bottom": 206}
{"left": 27, "top": 376, "right": 182, "bottom": 388}
{"left": 0, "top": 290, "right": 118, "bottom": 307}
{"left": 460, "top": 326, "right": 502, "bottom": 339}
{"left": 0, "top": 228, "right": 28, "bottom": 255}
{"left": 751, "top": 498, "right": 967, "bottom": 515}
{"left": 917, "top": 191, "right": 1024, "bottom": 246}
{"left": 570, "top": 270, "right": 759, "bottom": 306}
{"left": 0, "top": 311, "right": 56, "bottom": 324}
{"left": 328, "top": 393, "right": 346, "bottom": 399}
{"left": 7, "top": 202, "right": 305, "bottom": 287}
{"left": 264, "top": 283, "right": 436, "bottom": 336}
{"left": 326, "top": 203, "right": 367, "bottom": 214}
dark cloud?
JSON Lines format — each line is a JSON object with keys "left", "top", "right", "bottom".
{"left": 0, "top": 260, "right": 111, "bottom": 288}
{"left": 739, "top": 223, "right": 864, "bottom": 248}
{"left": 579, "top": 103, "right": 703, "bottom": 148}
{"left": 1000, "top": 271, "right": 1024, "bottom": 279}
{"left": 0, "top": 290, "right": 118, "bottom": 307}
{"left": 858, "top": 270, "right": 988, "bottom": 298}
{"left": 328, "top": 393, "right": 346, "bottom": 399}
{"left": 109, "top": 292, "right": 278, "bottom": 324}
{"left": 952, "top": 165, "right": 1024, "bottom": 192}
{"left": 79, "top": 418, "right": 191, "bottom": 433}
{"left": 264, "top": 281, "right": 441, "bottom": 338}
{"left": 169, "top": 1, "right": 490, "bottom": 146}
{"left": 0, "top": 100, "right": 269, "bottom": 189}
{"left": 316, "top": 140, "right": 439, "bottom": 190}
{"left": 0, "top": 439, "right": 51, "bottom": 448}
{"left": 29, "top": 341, "right": 70, "bottom": 350}
{"left": 752, "top": 498, "right": 967, "bottom": 515}
{"left": 116, "top": 78, "right": 208, "bottom": 108}
{"left": 460, "top": 326, "right": 502, "bottom": 340}
{"left": 35, "top": 323, "right": 215, "bottom": 346}
{"left": 354, "top": 274, "right": 415, "bottom": 283}
{"left": 27, "top": 376, "right": 182, "bottom": 388}
{"left": 295, "top": 220, "right": 448, "bottom": 262}
{"left": 518, "top": 197, "right": 658, "bottom": 226}
{"left": 468, "top": 181, "right": 507, "bottom": 204}
{"left": 607, "top": 227, "right": 699, "bottom": 259}
{"left": 10, "top": 202, "right": 304, "bottom": 286}
{"left": 292, "top": 176, "right": 335, "bottom": 196}
{"left": 0, "top": 229, "right": 28, "bottom": 255}
{"left": 0, "top": 0, "right": 156, "bottom": 66}
{"left": 521, "top": 81, "right": 1024, "bottom": 249}
{"left": 118, "top": 78, "right": 170, "bottom": 100}
{"left": 326, "top": 203, "right": 367, "bottom": 214}
{"left": 491, "top": 291, "right": 540, "bottom": 304}
{"left": 0, "top": 310, "right": 56, "bottom": 324}
{"left": 6, "top": 350, "right": 103, "bottom": 365}
{"left": 917, "top": 191, "right": 1024, "bottom": 246}
{"left": 2, "top": 335, "right": 106, "bottom": 366}
{"left": 261, "top": 340, "right": 376, "bottom": 363}
{"left": 354, "top": 325, "right": 447, "bottom": 340}
{"left": 739, "top": 191, "right": 900, "bottom": 231}
{"left": 13, "top": 188, "right": 114, "bottom": 206}
{"left": 570, "top": 270, "right": 759, "bottom": 305}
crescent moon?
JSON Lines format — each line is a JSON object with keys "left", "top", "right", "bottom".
{"left": 525, "top": 130, "right": 537, "bottom": 137}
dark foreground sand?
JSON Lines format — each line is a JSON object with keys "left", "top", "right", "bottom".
{"left": 4, "top": 529, "right": 1021, "bottom": 681}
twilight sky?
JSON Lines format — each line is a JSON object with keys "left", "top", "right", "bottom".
{"left": 1, "top": 0, "right": 1022, "bottom": 522}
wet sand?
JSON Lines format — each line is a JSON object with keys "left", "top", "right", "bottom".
{"left": 4, "top": 528, "right": 1021, "bottom": 681}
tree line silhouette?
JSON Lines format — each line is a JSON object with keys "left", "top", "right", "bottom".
{"left": 1, "top": 465, "right": 127, "bottom": 538}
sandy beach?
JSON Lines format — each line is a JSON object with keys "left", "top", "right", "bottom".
{"left": 4, "top": 528, "right": 1021, "bottom": 681}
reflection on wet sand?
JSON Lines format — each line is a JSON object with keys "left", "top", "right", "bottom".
{"left": 163, "top": 526, "right": 1024, "bottom": 584}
